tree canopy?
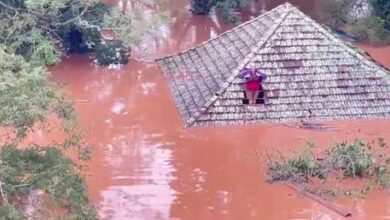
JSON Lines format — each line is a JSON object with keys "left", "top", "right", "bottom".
{"left": 0, "top": 0, "right": 168, "bottom": 65}
{"left": 0, "top": 0, "right": 170, "bottom": 218}
{"left": 190, "top": 0, "right": 250, "bottom": 23}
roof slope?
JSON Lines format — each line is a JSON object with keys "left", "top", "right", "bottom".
{"left": 156, "top": 3, "right": 390, "bottom": 127}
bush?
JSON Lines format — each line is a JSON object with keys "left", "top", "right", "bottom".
{"left": 348, "top": 16, "right": 390, "bottom": 44}
{"left": 0, "top": 204, "right": 26, "bottom": 220}
{"left": 372, "top": 0, "right": 390, "bottom": 30}
{"left": 95, "top": 40, "right": 130, "bottom": 66}
{"left": 0, "top": 145, "right": 98, "bottom": 219}
{"left": 190, "top": 0, "right": 250, "bottom": 23}
{"left": 320, "top": 0, "right": 390, "bottom": 44}
{"left": 267, "top": 144, "right": 325, "bottom": 183}
{"left": 325, "top": 140, "right": 373, "bottom": 177}
{"left": 375, "top": 166, "right": 390, "bottom": 188}
{"left": 190, "top": 0, "right": 212, "bottom": 15}
{"left": 321, "top": 0, "right": 351, "bottom": 29}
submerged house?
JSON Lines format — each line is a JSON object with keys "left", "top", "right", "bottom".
{"left": 156, "top": 3, "right": 390, "bottom": 127}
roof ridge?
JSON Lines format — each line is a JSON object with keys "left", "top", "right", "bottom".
{"left": 185, "top": 4, "right": 294, "bottom": 127}
{"left": 155, "top": 3, "right": 291, "bottom": 62}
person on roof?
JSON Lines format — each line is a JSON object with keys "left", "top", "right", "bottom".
{"left": 239, "top": 63, "right": 267, "bottom": 104}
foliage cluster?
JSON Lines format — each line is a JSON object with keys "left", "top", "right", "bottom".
{"left": 0, "top": 45, "right": 75, "bottom": 139}
{"left": 0, "top": 0, "right": 168, "bottom": 66}
{"left": 0, "top": 145, "right": 97, "bottom": 220}
{"left": 190, "top": 0, "right": 250, "bottom": 23}
{"left": 267, "top": 139, "right": 390, "bottom": 201}
{"left": 321, "top": 0, "right": 390, "bottom": 44}
{"left": 0, "top": 44, "right": 93, "bottom": 218}
{"left": 95, "top": 40, "right": 130, "bottom": 66}
{"left": 267, "top": 143, "right": 325, "bottom": 183}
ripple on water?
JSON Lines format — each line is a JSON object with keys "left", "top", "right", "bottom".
{"left": 99, "top": 132, "right": 177, "bottom": 220}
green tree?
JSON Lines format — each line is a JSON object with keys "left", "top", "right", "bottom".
{"left": 190, "top": 0, "right": 250, "bottom": 23}
{"left": 0, "top": 0, "right": 168, "bottom": 65}
{"left": 0, "top": 45, "right": 75, "bottom": 139}
{"left": 0, "top": 45, "right": 95, "bottom": 219}
{"left": 320, "top": 0, "right": 390, "bottom": 44}
{"left": 372, "top": 0, "right": 390, "bottom": 29}
{"left": 0, "top": 0, "right": 170, "bottom": 218}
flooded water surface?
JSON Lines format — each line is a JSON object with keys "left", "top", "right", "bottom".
{"left": 49, "top": 0, "right": 390, "bottom": 219}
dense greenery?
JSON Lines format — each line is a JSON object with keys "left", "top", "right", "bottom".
{"left": 190, "top": 0, "right": 250, "bottom": 23}
{"left": 372, "top": 0, "right": 390, "bottom": 29}
{"left": 0, "top": 0, "right": 169, "bottom": 218}
{"left": 321, "top": 0, "right": 390, "bottom": 44}
{"left": 0, "top": 145, "right": 97, "bottom": 219}
{"left": 0, "top": 44, "right": 94, "bottom": 218}
{"left": 0, "top": 0, "right": 168, "bottom": 65}
{"left": 0, "top": 46, "right": 75, "bottom": 139}
{"left": 267, "top": 139, "right": 390, "bottom": 201}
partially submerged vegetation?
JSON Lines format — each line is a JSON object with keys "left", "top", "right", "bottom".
{"left": 267, "top": 139, "right": 390, "bottom": 202}
{"left": 0, "top": 145, "right": 96, "bottom": 220}
{"left": 0, "top": 0, "right": 168, "bottom": 66}
{"left": 190, "top": 0, "right": 250, "bottom": 23}
{"left": 0, "top": 45, "right": 94, "bottom": 218}
{"left": 321, "top": 0, "right": 390, "bottom": 44}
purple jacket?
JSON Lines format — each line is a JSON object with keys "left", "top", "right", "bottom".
{"left": 239, "top": 69, "right": 267, "bottom": 81}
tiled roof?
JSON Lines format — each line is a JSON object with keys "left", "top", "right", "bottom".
{"left": 155, "top": 2, "right": 390, "bottom": 127}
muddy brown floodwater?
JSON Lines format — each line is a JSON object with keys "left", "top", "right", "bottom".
{"left": 47, "top": 0, "right": 390, "bottom": 219}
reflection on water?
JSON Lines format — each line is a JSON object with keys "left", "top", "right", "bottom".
{"left": 46, "top": 0, "right": 390, "bottom": 219}
{"left": 99, "top": 132, "right": 177, "bottom": 219}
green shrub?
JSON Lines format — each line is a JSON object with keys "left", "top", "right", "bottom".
{"left": 267, "top": 145, "right": 325, "bottom": 183}
{"left": 0, "top": 204, "right": 26, "bottom": 220}
{"left": 372, "top": 0, "right": 390, "bottom": 30}
{"left": 95, "top": 40, "right": 130, "bottom": 66}
{"left": 214, "top": 0, "right": 250, "bottom": 24}
{"left": 190, "top": 0, "right": 212, "bottom": 15}
{"left": 325, "top": 140, "right": 373, "bottom": 177}
{"left": 0, "top": 145, "right": 98, "bottom": 219}
{"left": 348, "top": 16, "right": 390, "bottom": 44}
{"left": 375, "top": 166, "right": 390, "bottom": 188}
{"left": 321, "top": 0, "right": 351, "bottom": 29}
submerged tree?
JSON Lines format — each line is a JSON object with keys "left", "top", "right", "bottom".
{"left": 0, "top": 45, "right": 96, "bottom": 219}
{"left": 320, "top": 0, "right": 390, "bottom": 44}
{"left": 0, "top": 0, "right": 170, "bottom": 218}
{"left": 0, "top": 0, "right": 168, "bottom": 65}
{"left": 372, "top": 0, "right": 390, "bottom": 30}
{"left": 190, "top": 0, "right": 251, "bottom": 23}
